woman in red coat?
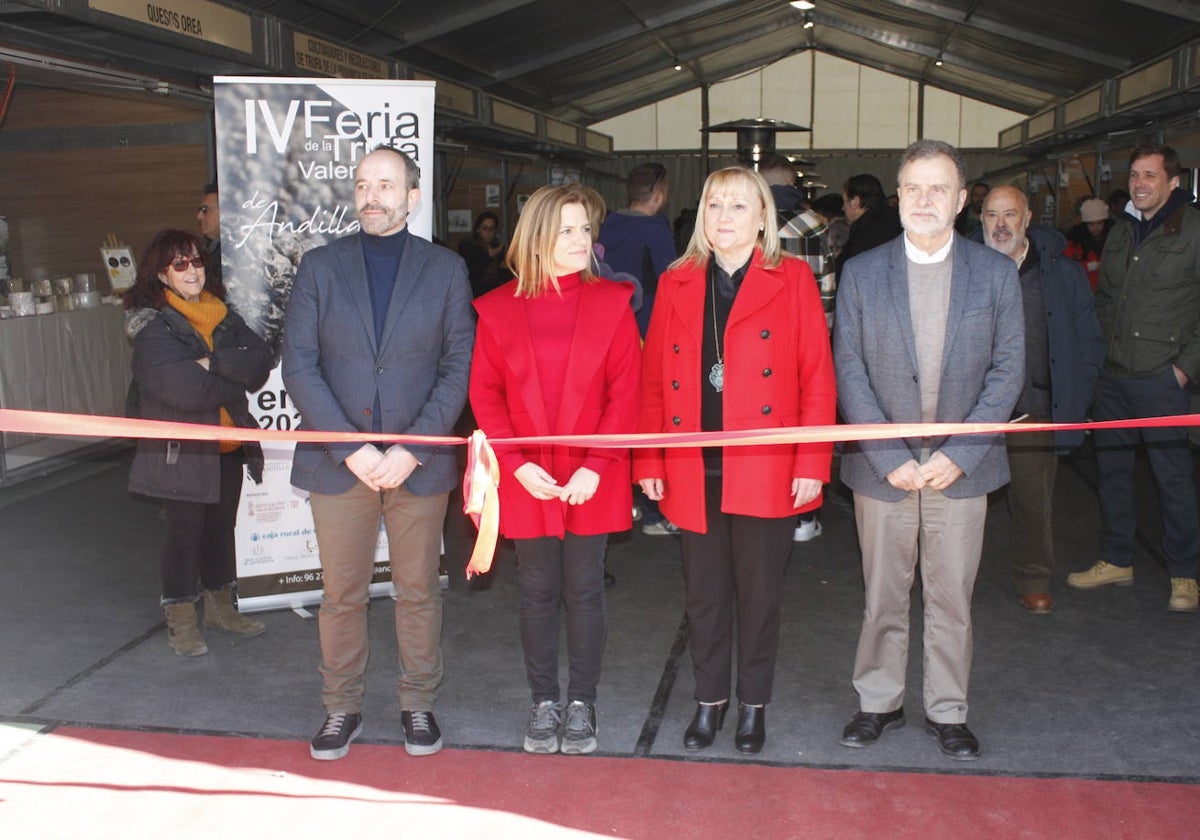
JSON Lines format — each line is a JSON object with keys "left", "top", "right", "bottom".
{"left": 470, "top": 184, "right": 641, "bottom": 757}
{"left": 635, "top": 166, "right": 836, "bottom": 754}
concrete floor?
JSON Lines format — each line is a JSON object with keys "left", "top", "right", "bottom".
{"left": 1, "top": 445, "right": 1198, "bottom": 782}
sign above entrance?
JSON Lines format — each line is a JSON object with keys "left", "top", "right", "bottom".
{"left": 88, "top": 0, "right": 252, "bottom": 54}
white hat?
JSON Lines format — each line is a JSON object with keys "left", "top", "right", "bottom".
{"left": 1080, "top": 198, "right": 1109, "bottom": 222}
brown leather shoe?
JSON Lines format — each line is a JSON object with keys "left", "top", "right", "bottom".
{"left": 1018, "top": 593, "right": 1053, "bottom": 614}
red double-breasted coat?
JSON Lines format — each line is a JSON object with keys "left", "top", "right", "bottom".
{"left": 634, "top": 251, "right": 837, "bottom": 533}
{"left": 470, "top": 277, "right": 641, "bottom": 539}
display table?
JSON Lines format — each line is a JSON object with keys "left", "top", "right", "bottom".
{"left": 0, "top": 304, "right": 133, "bottom": 482}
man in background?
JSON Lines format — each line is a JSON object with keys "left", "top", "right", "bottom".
{"left": 600, "top": 161, "right": 679, "bottom": 536}
{"left": 978, "top": 186, "right": 1103, "bottom": 615}
{"left": 759, "top": 153, "right": 831, "bottom": 543}
{"left": 1070, "top": 144, "right": 1200, "bottom": 613}
{"left": 955, "top": 181, "right": 990, "bottom": 237}
{"left": 197, "top": 182, "right": 222, "bottom": 285}
{"left": 838, "top": 173, "right": 902, "bottom": 277}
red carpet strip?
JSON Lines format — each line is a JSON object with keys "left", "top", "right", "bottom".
{"left": 0, "top": 725, "right": 1195, "bottom": 839}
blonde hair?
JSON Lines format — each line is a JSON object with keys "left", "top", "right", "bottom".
{"left": 507, "top": 184, "right": 601, "bottom": 297}
{"left": 674, "top": 166, "right": 785, "bottom": 270}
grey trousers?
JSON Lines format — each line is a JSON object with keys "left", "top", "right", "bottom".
{"left": 310, "top": 482, "right": 448, "bottom": 714}
{"left": 851, "top": 488, "right": 987, "bottom": 724}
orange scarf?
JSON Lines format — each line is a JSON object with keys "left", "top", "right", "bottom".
{"left": 166, "top": 291, "right": 240, "bottom": 452}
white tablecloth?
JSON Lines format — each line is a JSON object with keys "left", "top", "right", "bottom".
{"left": 0, "top": 304, "right": 133, "bottom": 474}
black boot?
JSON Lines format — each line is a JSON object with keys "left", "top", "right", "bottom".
{"left": 734, "top": 703, "right": 766, "bottom": 754}
{"left": 683, "top": 701, "right": 729, "bottom": 750}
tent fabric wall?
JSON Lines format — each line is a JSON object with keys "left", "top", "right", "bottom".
{"left": 593, "top": 53, "right": 1023, "bottom": 152}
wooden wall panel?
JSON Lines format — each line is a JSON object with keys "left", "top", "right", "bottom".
{"left": 2, "top": 88, "right": 208, "bottom": 130}
{"left": 0, "top": 144, "right": 209, "bottom": 286}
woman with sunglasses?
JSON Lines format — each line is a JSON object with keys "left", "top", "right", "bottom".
{"left": 125, "top": 229, "right": 273, "bottom": 656}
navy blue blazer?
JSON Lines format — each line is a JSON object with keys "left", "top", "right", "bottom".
{"left": 281, "top": 231, "right": 475, "bottom": 496}
{"left": 833, "top": 234, "right": 1025, "bottom": 502}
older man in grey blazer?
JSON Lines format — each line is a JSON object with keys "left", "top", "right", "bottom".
{"left": 282, "top": 147, "right": 474, "bottom": 761}
{"left": 833, "top": 139, "right": 1023, "bottom": 761}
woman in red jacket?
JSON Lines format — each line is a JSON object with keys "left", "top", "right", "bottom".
{"left": 635, "top": 166, "right": 836, "bottom": 754}
{"left": 470, "top": 184, "right": 641, "bottom": 757}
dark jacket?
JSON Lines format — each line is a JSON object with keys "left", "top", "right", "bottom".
{"left": 973, "top": 224, "right": 1105, "bottom": 452}
{"left": 128, "top": 304, "right": 271, "bottom": 503}
{"left": 836, "top": 204, "right": 902, "bottom": 278}
{"left": 1095, "top": 189, "right": 1200, "bottom": 384}
{"left": 598, "top": 211, "right": 676, "bottom": 295}
{"left": 457, "top": 234, "right": 512, "bottom": 298}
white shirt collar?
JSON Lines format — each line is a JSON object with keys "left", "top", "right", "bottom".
{"left": 904, "top": 231, "right": 954, "bottom": 264}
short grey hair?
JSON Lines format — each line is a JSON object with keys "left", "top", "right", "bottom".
{"left": 898, "top": 139, "right": 967, "bottom": 192}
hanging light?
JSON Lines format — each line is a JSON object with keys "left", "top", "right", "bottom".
{"left": 789, "top": 1, "right": 816, "bottom": 9}
{"left": 803, "top": 17, "right": 815, "bottom": 29}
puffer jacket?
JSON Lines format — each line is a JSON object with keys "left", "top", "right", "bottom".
{"left": 127, "top": 304, "right": 271, "bottom": 503}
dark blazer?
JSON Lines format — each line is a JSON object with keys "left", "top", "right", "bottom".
{"left": 128, "top": 305, "right": 271, "bottom": 503}
{"left": 833, "top": 234, "right": 1025, "bottom": 502}
{"left": 281, "top": 231, "right": 475, "bottom": 497}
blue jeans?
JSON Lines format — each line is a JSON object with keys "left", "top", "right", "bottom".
{"left": 1092, "top": 368, "right": 1199, "bottom": 579}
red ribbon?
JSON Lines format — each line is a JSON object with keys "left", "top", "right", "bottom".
{"left": 5, "top": 408, "right": 1199, "bottom": 576}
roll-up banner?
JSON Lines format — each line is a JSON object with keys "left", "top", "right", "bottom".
{"left": 213, "top": 77, "right": 436, "bottom": 612}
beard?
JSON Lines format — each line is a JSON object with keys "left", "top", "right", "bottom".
{"left": 357, "top": 202, "right": 407, "bottom": 236}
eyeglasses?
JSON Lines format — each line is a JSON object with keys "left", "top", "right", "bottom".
{"left": 169, "top": 256, "right": 205, "bottom": 271}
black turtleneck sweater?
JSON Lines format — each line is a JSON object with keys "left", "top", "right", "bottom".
{"left": 362, "top": 227, "right": 409, "bottom": 342}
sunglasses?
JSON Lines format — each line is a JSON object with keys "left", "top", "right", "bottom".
{"left": 169, "top": 256, "right": 205, "bottom": 271}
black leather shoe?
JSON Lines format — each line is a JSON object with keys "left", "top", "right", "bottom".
{"left": 734, "top": 703, "right": 766, "bottom": 754}
{"left": 683, "top": 701, "right": 728, "bottom": 750}
{"left": 925, "top": 718, "right": 981, "bottom": 761}
{"left": 839, "top": 709, "right": 905, "bottom": 748}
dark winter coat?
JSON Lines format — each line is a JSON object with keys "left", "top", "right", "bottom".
{"left": 128, "top": 304, "right": 270, "bottom": 503}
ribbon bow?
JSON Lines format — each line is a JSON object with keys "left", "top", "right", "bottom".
{"left": 462, "top": 429, "right": 501, "bottom": 579}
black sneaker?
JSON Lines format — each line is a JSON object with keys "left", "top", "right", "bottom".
{"left": 401, "top": 710, "right": 443, "bottom": 756}
{"left": 310, "top": 712, "right": 362, "bottom": 760}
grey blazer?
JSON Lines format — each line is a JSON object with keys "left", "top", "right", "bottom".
{"left": 833, "top": 234, "right": 1024, "bottom": 502}
{"left": 281, "top": 231, "right": 475, "bottom": 496}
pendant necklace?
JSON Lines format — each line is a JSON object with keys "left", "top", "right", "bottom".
{"left": 708, "top": 269, "right": 724, "bottom": 393}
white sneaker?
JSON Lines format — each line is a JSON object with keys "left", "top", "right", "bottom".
{"left": 793, "top": 519, "right": 823, "bottom": 542}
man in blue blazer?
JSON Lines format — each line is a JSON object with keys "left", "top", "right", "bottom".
{"left": 282, "top": 147, "right": 474, "bottom": 761}
{"left": 833, "top": 140, "right": 1024, "bottom": 761}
